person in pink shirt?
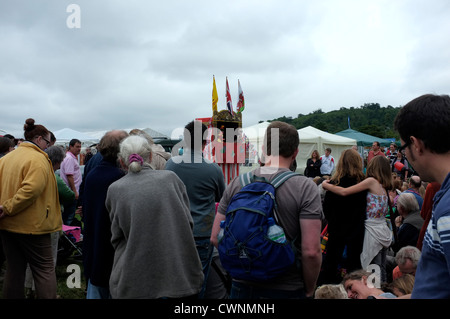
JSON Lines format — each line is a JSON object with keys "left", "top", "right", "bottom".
{"left": 60, "top": 138, "right": 82, "bottom": 225}
{"left": 367, "top": 141, "right": 384, "bottom": 163}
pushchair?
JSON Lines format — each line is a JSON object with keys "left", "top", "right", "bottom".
{"left": 57, "top": 224, "right": 83, "bottom": 262}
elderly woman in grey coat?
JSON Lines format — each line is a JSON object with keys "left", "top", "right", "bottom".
{"left": 106, "top": 135, "right": 203, "bottom": 299}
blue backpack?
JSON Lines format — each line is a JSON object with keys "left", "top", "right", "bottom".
{"left": 218, "top": 170, "right": 300, "bottom": 281}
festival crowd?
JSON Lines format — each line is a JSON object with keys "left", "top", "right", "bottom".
{"left": 0, "top": 93, "right": 449, "bottom": 299}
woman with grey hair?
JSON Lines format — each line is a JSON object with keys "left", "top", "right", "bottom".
{"left": 46, "top": 145, "right": 66, "bottom": 168}
{"left": 46, "top": 145, "right": 76, "bottom": 206}
{"left": 105, "top": 135, "right": 204, "bottom": 298}
{"left": 128, "top": 128, "right": 171, "bottom": 170}
{"left": 392, "top": 192, "right": 424, "bottom": 253}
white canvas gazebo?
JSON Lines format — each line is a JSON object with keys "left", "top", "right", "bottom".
{"left": 242, "top": 123, "right": 357, "bottom": 174}
{"left": 242, "top": 121, "right": 270, "bottom": 164}
{"left": 296, "top": 126, "right": 357, "bottom": 174}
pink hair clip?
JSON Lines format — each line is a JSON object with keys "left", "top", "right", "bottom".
{"left": 129, "top": 153, "right": 144, "bottom": 165}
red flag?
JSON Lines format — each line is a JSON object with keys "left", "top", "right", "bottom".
{"left": 226, "top": 77, "right": 233, "bottom": 114}
{"left": 236, "top": 79, "right": 245, "bottom": 113}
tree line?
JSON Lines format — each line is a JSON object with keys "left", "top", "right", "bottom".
{"left": 268, "top": 103, "right": 402, "bottom": 139}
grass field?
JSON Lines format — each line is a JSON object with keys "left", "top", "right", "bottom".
{"left": 56, "top": 258, "right": 87, "bottom": 299}
{"left": 0, "top": 257, "right": 86, "bottom": 299}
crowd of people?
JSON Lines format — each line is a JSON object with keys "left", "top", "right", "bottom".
{"left": 0, "top": 93, "right": 449, "bottom": 300}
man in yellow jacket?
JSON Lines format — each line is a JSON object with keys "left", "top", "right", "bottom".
{"left": 0, "top": 118, "right": 62, "bottom": 299}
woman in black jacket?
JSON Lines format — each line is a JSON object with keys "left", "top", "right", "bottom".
{"left": 319, "top": 149, "right": 367, "bottom": 285}
{"left": 305, "top": 150, "right": 322, "bottom": 178}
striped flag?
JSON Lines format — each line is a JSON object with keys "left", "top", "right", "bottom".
{"left": 220, "top": 163, "right": 240, "bottom": 184}
{"left": 236, "top": 79, "right": 245, "bottom": 113}
{"left": 212, "top": 75, "right": 218, "bottom": 113}
{"left": 226, "top": 77, "right": 233, "bottom": 114}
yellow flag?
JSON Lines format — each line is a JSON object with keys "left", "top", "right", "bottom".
{"left": 212, "top": 75, "right": 218, "bottom": 113}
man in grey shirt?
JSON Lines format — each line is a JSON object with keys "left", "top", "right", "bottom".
{"left": 165, "top": 120, "right": 225, "bottom": 298}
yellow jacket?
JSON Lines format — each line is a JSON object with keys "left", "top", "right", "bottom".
{"left": 0, "top": 142, "right": 62, "bottom": 234}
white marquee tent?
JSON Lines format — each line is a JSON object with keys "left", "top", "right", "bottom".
{"left": 85, "top": 127, "right": 169, "bottom": 141}
{"left": 296, "top": 126, "right": 357, "bottom": 174}
{"left": 243, "top": 123, "right": 357, "bottom": 174}
{"left": 53, "top": 128, "right": 99, "bottom": 146}
{"left": 242, "top": 121, "right": 270, "bottom": 163}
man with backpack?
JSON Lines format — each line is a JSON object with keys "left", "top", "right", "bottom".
{"left": 210, "top": 121, "right": 323, "bottom": 299}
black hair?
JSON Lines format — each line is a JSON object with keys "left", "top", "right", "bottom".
{"left": 184, "top": 120, "right": 207, "bottom": 151}
{"left": 264, "top": 121, "right": 299, "bottom": 157}
{"left": 69, "top": 139, "right": 81, "bottom": 147}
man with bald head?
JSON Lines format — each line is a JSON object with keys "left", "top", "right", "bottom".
{"left": 404, "top": 175, "right": 423, "bottom": 210}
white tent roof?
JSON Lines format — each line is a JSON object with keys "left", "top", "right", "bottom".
{"left": 298, "top": 126, "right": 357, "bottom": 145}
{"left": 242, "top": 121, "right": 270, "bottom": 163}
{"left": 242, "top": 121, "right": 270, "bottom": 139}
{"left": 85, "top": 127, "right": 169, "bottom": 141}
{"left": 53, "top": 128, "right": 99, "bottom": 144}
{"left": 241, "top": 123, "right": 357, "bottom": 174}
{"left": 296, "top": 126, "right": 356, "bottom": 175}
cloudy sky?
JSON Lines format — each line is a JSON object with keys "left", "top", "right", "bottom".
{"left": 1, "top": 0, "right": 449, "bottom": 138}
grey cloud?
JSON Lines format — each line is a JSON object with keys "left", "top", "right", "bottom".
{"left": 1, "top": 0, "right": 450, "bottom": 138}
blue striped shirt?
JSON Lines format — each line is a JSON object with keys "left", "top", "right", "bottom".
{"left": 412, "top": 173, "right": 450, "bottom": 299}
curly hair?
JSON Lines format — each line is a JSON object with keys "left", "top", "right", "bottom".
{"left": 331, "top": 148, "right": 365, "bottom": 186}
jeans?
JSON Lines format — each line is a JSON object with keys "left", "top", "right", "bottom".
{"left": 230, "top": 281, "right": 307, "bottom": 299}
{"left": 87, "top": 280, "right": 111, "bottom": 299}
{"left": 195, "top": 237, "right": 214, "bottom": 299}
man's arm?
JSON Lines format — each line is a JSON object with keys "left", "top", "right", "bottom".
{"left": 66, "top": 174, "right": 78, "bottom": 199}
{"left": 300, "top": 218, "right": 322, "bottom": 298}
{"left": 210, "top": 212, "right": 226, "bottom": 248}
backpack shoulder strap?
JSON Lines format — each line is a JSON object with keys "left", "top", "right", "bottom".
{"left": 270, "top": 171, "right": 301, "bottom": 189}
{"left": 239, "top": 171, "right": 270, "bottom": 187}
{"left": 239, "top": 171, "right": 253, "bottom": 187}
{"left": 270, "top": 170, "right": 301, "bottom": 230}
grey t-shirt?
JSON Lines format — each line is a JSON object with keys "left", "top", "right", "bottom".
{"left": 217, "top": 167, "right": 323, "bottom": 290}
{"left": 166, "top": 151, "right": 226, "bottom": 238}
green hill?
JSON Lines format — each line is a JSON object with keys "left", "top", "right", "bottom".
{"left": 268, "top": 103, "right": 401, "bottom": 139}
